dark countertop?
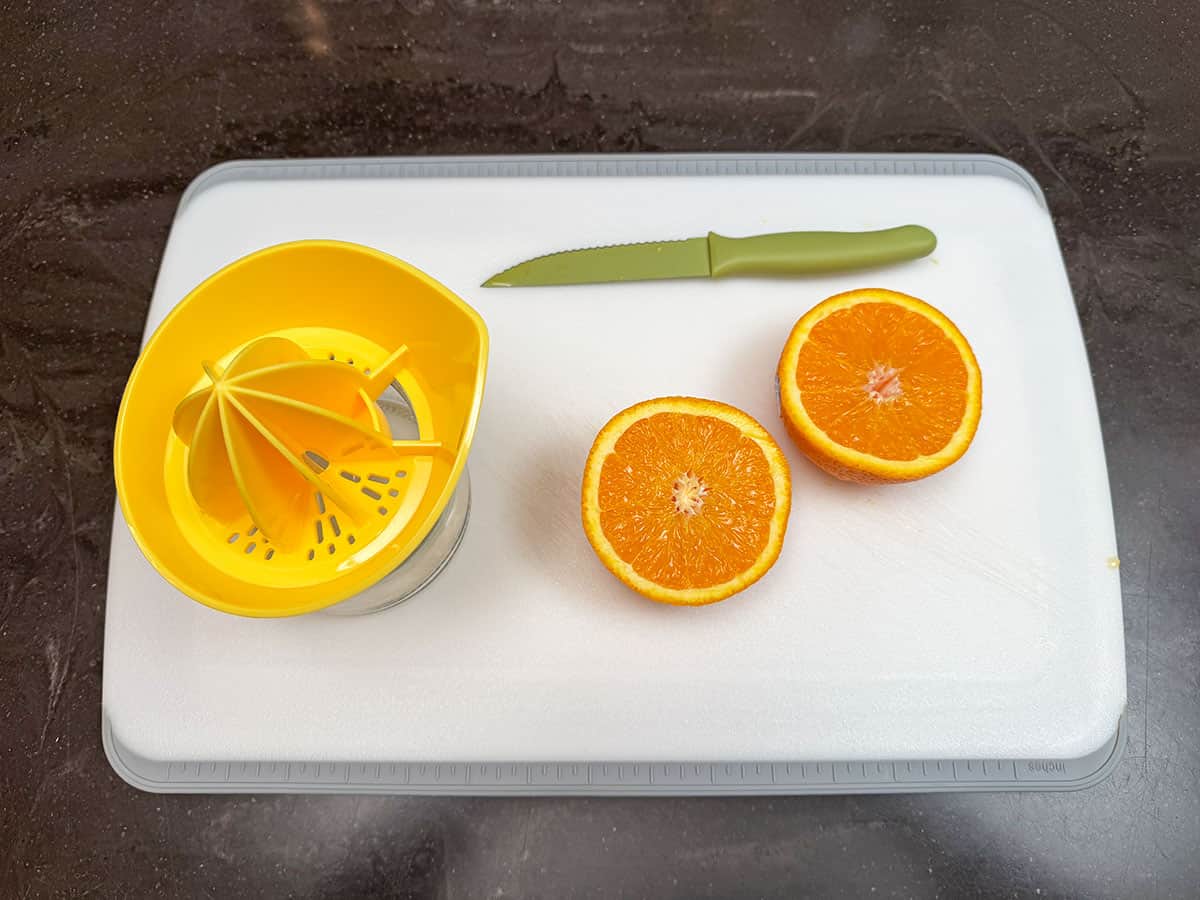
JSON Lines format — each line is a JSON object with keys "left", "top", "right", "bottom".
{"left": 2, "top": 2, "right": 1198, "bottom": 897}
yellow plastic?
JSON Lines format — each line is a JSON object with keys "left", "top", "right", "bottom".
{"left": 114, "top": 240, "right": 488, "bottom": 617}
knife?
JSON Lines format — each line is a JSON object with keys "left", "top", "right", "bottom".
{"left": 482, "top": 225, "right": 936, "bottom": 287}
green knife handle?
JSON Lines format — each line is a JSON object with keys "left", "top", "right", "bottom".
{"left": 706, "top": 225, "right": 936, "bottom": 277}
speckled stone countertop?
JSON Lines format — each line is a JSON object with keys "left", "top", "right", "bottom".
{"left": 2, "top": 2, "right": 1198, "bottom": 897}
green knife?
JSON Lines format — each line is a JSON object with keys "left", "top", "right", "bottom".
{"left": 482, "top": 225, "right": 936, "bottom": 287}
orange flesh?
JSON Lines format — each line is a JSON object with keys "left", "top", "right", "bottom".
{"left": 793, "top": 302, "right": 969, "bottom": 461}
{"left": 596, "top": 412, "right": 776, "bottom": 590}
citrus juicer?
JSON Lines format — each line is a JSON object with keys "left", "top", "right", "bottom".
{"left": 113, "top": 240, "right": 488, "bottom": 617}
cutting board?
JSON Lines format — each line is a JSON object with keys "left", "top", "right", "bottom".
{"left": 103, "top": 154, "right": 1125, "bottom": 793}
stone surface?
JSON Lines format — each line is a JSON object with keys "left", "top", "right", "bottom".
{"left": 2, "top": 1, "right": 1198, "bottom": 897}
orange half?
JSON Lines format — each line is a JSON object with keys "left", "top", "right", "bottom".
{"left": 777, "top": 288, "right": 982, "bottom": 483}
{"left": 581, "top": 397, "right": 791, "bottom": 606}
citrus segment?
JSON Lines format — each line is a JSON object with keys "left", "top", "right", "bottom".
{"left": 582, "top": 397, "right": 791, "bottom": 605}
{"left": 778, "top": 288, "right": 982, "bottom": 483}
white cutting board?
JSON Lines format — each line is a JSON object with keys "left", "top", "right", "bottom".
{"left": 104, "top": 157, "right": 1125, "bottom": 763}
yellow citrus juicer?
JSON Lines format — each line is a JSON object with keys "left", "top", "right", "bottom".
{"left": 114, "top": 240, "right": 488, "bottom": 617}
